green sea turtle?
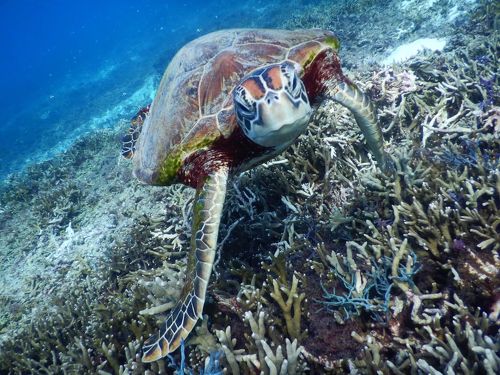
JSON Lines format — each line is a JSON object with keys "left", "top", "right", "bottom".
{"left": 124, "top": 28, "right": 387, "bottom": 362}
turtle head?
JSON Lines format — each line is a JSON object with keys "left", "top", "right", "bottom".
{"left": 233, "top": 61, "right": 312, "bottom": 148}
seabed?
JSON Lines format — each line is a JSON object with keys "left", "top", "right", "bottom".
{"left": 0, "top": 0, "right": 498, "bottom": 374}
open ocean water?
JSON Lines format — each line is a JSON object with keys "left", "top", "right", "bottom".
{"left": 0, "top": 0, "right": 316, "bottom": 179}
{"left": 0, "top": 0, "right": 498, "bottom": 374}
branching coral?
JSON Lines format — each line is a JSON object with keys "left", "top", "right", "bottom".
{"left": 319, "top": 239, "right": 421, "bottom": 323}
{"left": 349, "top": 295, "right": 500, "bottom": 374}
{"left": 214, "top": 309, "right": 306, "bottom": 375}
{"left": 1, "top": 1, "right": 498, "bottom": 374}
{"left": 269, "top": 275, "right": 305, "bottom": 341}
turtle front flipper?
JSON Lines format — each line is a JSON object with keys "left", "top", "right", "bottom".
{"left": 328, "top": 80, "right": 390, "bottom": 171}
{"left": 121, "top": 105, "right": 150, "bottom": 159}
{"left": 142, "top": 166, "right": 229, "bottom": 362}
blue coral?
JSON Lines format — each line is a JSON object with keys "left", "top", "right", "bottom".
{"left": 320, "top": 253, "right": 421, "bottom": 321}
{"left": 167, "top": 339, "right": 223, "bottom": 375}
{"left": 478, "top": 74, "right": 497, "bottom": 110}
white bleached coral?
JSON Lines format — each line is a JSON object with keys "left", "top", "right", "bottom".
{"left": 382, "top": 38, "right": 446, "bottom": 65}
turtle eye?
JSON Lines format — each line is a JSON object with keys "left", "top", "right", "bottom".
{"left": 234, "top": 86, "right": 256, "bottom": 123}
{"left": 290, "top": 74, "right": 301, "bottom": 97}
{"left": 300, "top": 81, "right": 309, "bottom": 105}
{"left": 279, "top": 62, "right": 300, "bottom": 98}
{"left": 284, "top": 67, "right": 302, "bottom": 99}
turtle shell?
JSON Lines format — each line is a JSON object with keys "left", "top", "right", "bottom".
{"left": 133, "top": 28, "right": 336, "bottom": 186}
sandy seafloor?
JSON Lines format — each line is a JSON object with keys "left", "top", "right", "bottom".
{"left": 0, "top": 0, "right": 499, "bottom": 374}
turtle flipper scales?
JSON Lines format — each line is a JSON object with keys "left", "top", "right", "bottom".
{"left": 327, "top": 80, "right": 390, "bottom": 171}
{"left": 121, "top": 105, "right": 150, "bottom": 159}
{"left": 142, "top": 166, "right": 228, "bottom": 362}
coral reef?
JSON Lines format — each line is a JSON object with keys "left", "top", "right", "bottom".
{"left": 0, "top": 0, "right": 498, "bottom": 374}
{"left": 215, "top": 309, "right": 306, "bottom": 374}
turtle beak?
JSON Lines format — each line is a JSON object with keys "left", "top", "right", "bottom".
{"left": 253, "top": 91, "right": 312, "bottom": 147}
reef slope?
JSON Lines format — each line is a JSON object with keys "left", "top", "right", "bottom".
{"left": 0, "top": 0, "right": 498, "bottom": 373}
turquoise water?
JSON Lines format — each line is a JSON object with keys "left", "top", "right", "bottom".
{"left": 0, "top": 0, "right": 314, "bottom": 179}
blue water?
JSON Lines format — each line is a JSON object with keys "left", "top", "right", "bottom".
{"left": 0, "top": 0, "right": 315, "bottom": 179}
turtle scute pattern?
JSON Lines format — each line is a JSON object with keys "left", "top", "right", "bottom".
{"left": 132, "top": 29, "right": 334, "bottom": 185}
{"left": 142, "top": 166, "right": 228, "bottom": 361}
{"left": 121, "top": 105, "right": 150, "bottom": 159}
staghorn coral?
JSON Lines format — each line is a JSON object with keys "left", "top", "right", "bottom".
{"left": 349, "top": 295, "right": 500, "bottom": 375}
{"left": 269, "top": 274, "right": 305, "bottom": 341}
{"left": 214, "top": 308, "right": 306, "bottom": 375}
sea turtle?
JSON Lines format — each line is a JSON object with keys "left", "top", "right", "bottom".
{"left": 124, "top": 28, "right": 388, "bottom": 362}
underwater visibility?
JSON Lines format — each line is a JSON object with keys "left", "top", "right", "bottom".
{"left": 0, "top": 0, "right": 498, "bottom": 374}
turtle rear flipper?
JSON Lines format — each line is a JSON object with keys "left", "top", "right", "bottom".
{"left": 327, "top": 80, "right": 391, "bottom": 171}
{"left": 121, "top": 105, "right": 150, "bottom": 159}
{"left": 142, "top": 166, "right": 228, "bottom": 362}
